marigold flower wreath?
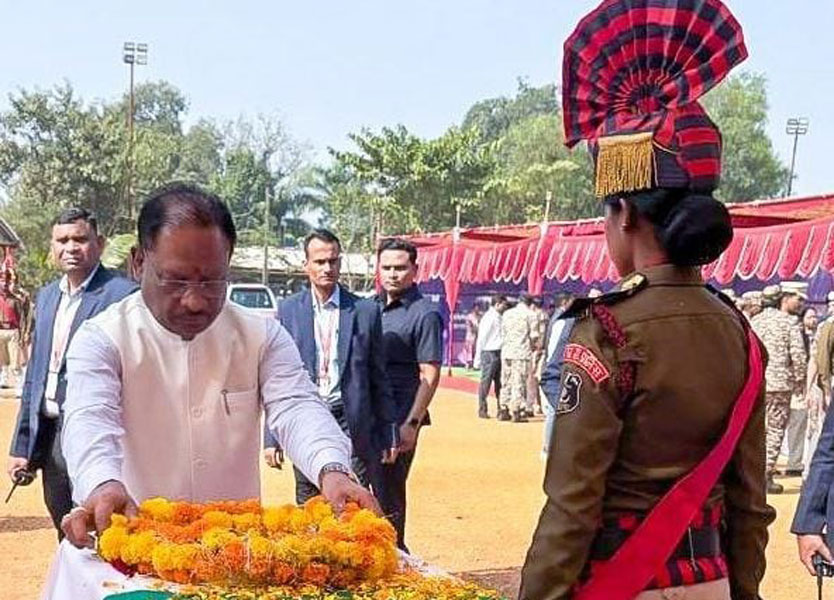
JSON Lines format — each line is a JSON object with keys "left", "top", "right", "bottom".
{"left": 97, "top": 496, "right": 505, "bottom": 600}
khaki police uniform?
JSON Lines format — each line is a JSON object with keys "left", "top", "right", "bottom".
{"left": 520, "top": 265, "right": 774, "bottom": 600}
{"left": 500, "top": 303, "right": 538, "bottom": 415}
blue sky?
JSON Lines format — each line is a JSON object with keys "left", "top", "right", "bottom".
{"left": 1, "top": 1, "right": 832, "bottom": 197}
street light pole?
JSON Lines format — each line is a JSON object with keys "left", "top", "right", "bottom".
{"left": 122, "top": 42, "right": 148, "bottom": 223}
{"left": 786, "top": 117, "right": 809, "bottom": 197}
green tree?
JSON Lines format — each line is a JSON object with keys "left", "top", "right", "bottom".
{"left": 0, "top": 82, "right": 231, "bottom": 287}
{"left": 703, "top": 72, "right": 789, "bottom": 202}
{"left": 484, "top": 114, "right": 597, "bottom": 223}
{"left": 462, "top": 79, "right": 559, "bottom": 143}
{"left": 210, "top": 114, "right": 317, "bottom": 248}
{"left": 330, "top": 125, "right": 495, "bottom": 234}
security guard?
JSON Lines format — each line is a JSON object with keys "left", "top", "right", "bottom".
{"left": 521, "top": 1, "right": 774, "bottom": 599}
{"left": 751, "top": 283, "right": 806, "bottom": 493}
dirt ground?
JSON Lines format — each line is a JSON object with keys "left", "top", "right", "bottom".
{"left": 0, "top": 389, "right": 828, "bottom": 599}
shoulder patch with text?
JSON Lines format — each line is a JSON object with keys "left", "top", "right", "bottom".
{"left": 563, "top": 343, "right": 610, "bottom": 384}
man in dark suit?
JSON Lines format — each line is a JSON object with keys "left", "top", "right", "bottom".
{"left": 263, "top": 229, "right": 398, "bottom": 504}
{"left": 794, "top": 401, "right": 834, "bottom": 575}
{"left": 6, "top": 208, "right": 137, "bottom": 538}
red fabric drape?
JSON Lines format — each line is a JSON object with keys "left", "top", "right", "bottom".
{"left": 414, "top": 212, "right": 834, "bottom": 296}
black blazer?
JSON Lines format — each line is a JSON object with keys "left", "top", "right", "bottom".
{"left": 9, "top": 266, "right": 137, "bottom": 463}
{"left": 264, "top": 285, "right": 396, "bottom": 460}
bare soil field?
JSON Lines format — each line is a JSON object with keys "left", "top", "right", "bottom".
{"left": 0, "top": 389, "right": 824, "bottom": 598}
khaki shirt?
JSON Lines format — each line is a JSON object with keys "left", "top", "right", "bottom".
{"left": 520, "top": 265, "right": 774, "bottom": 600}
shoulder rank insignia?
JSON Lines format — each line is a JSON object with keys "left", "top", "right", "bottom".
{"left": 561, "top": 273, "right": 648, "bottom": 319}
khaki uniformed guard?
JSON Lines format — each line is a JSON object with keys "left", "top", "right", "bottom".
{"left": 501, "top": 294, "right": 539, "bottom": 422}
{"left": 521, "top": 2, "right": 774, "bottom": 599}
{"left": 751, "top": 283, "right": 806, "bottom": 494}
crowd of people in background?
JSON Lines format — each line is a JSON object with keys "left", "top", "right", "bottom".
{"left": 468, "top": 280, "right": 834, "bottom": 490}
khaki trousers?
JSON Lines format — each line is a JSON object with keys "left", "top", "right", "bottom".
{"left": 634, "top": 578, "right": 730, "bottom": 600}
{"left": 0, "top": 328, "right": 18, "bottom": 368}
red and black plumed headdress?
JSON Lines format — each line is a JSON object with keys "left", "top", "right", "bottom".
{"left": 562, "top": 0, "right": 747, "bottom": 198}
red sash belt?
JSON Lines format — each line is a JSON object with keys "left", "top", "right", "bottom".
{"left": 575, "top": 326, "right": 764, "bottom": 600}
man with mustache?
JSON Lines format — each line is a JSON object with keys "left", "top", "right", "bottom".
{"left": 8, "top": 208, "right": 137, "bottom": 538}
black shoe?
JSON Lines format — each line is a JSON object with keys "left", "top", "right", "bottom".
{"left": 783, "top": 468, "right": 803, "bottom": 477}
{"left": 513, "top": 410, "right": 528, "bottom": 423}
{"left": 497, "top": 408, "right": 512, "bottom": 421}
{"left": 767, "top": 477, "right": 784, "bottom": 494}
{"left": 478, "top": 412, "right": 489, "bottom": 419}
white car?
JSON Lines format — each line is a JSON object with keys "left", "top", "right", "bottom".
{"left": 226, "top": 283, "right": 278, "bottom": 319}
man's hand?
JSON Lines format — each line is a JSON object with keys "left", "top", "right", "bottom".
{"left": 381, "top": 446, "right": 399, "bottom": 465}
{"left": 399, "top": 422, "right": 420, "bottom": 454}
{"left": 320, "top": 471, "right": 381, "bottom": 515}
{"left": 798, "top": 533, "right": 834, "bottom": 575}
{"left": 263, "top": 446, "right": 284, "bottom": 470}
{"left": 62, "top": 480, "right": 137, "bottom": 549}
{"left": 7, "top": 456, "right": 28, "bottom": 482}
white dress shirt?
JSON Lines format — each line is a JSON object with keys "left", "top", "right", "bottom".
{"left": 62, "top": 307, "right": 351, "bottom": 503}
{"left": 476, "top": 307, "right": 503, "bottom": 353}
{"left": 43, "top": 264, "right": 100, "bottom": 417}
{"left": 313, "top": 286, "right": 341, "bottom": 405}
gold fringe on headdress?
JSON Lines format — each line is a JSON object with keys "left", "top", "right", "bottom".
{"left": 594, "top": 132, "right": 654, "bottom": 198}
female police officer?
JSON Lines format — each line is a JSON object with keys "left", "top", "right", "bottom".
{"left": 520, "top": 2, "right": 775, "bottom": 599}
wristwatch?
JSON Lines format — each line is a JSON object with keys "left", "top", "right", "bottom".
{"left": 318, "top": 462, "right": 354, "bottom": 488}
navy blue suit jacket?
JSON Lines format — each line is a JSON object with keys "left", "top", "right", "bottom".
{"left": 793, "top": 399, "right": 834, "bottom": 548}
{"left": 264, "top": 286, "right": 396, "bottom": 460}
{"left": 9, "top": 266, "right": 137, "bottom": 463}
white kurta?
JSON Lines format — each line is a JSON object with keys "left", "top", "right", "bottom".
{"left": 62, "top": 292, "right": 351, "bottom": 504}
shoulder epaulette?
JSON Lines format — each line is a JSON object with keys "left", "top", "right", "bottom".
{"left": 561, "top": 273, "right": 648, "bottom": 319}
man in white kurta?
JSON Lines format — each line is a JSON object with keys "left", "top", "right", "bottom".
{"left": 58, "top": 183, "right": 373, "bottom": 550}
{"left": 62, "top": 291, "right": 351, "bottom": 505}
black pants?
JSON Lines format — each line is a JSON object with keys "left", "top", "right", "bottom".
{"left": 478, "top": 350, "right": 502, "bottom": 416}
{"left": 291, "top": 404, "right": 372, "bottom": 505}
{"left": 376, "top": 447, "right": 416, "bottom": 552}
{"left": 33, "top": 417, "right": 73, "bottom": 540}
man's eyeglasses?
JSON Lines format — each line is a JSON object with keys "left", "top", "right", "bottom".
{"left": 146, "top": 260, "right": 228, "bottom": 299}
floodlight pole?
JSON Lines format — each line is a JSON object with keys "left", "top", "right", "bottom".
{"left": 786, "top": 117, "right": 809, "bottom": 197}
{"left": 123, "top": 42, "right": 147, "bottom": 223}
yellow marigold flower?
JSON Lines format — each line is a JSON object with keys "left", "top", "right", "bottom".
{"left": 333, "top": 541, "right": 363, "bottom": 567}
{"left": 273, "top": 534, "right": 309, "bottom": 566}
{"left": 317, "top": 515, "right": 344, "bottom": 541}
{"left": 201, "top": 527, "right": 237, "bottom": 551}
{"left": 140, "top": 497, "right": 175, "bottom": 522}
{"left": 110, "top": 514, "right": 129, "bottom": 528}
{"left": 262, "top": 505, "right": 294, "bottom": 533}
{"left": 247, "top": 533, "right": 274, "bottom": 559}
{"left": 231, "top": 512, "right": 260, "bottom": 533}
{"left": 289, "top": 508, "right": 313, "bottom": 534}
{"left": 98, "top": 524, "right": 129, "bottom": 561}
{"left": 121, "top": 530, "right": 157, "bottom": 565}
{"left": 202, "top": 510, "right": 233, "bottom": 530}
{"left": 303, "top": 496, "right": 334, "bottom": 524}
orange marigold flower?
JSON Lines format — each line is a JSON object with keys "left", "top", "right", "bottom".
{"left": 272, "top": 561, "right": 296, "bottom": 585}
{"left": 301, "top": 562, "right": 331, "bottom": 586}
